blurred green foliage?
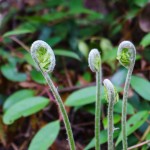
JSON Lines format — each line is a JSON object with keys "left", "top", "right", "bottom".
{"left": 0, "top": 0, "right": 150, "bottom": 149}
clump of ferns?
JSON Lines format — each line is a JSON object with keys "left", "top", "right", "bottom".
{"left": 30, "top": 40, "right": 76, "bottom": 150}
{"left": 88, "top": 49, "right": 102, "bottom": 150}
{"left": 103, "top": 79, "right": 119, "bottom": 150}
{"left": 117, "top": 41, "right": 136, "bottom": 150}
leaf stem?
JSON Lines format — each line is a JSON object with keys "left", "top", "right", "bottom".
{"left": 95, "top": 70, "right": 102, "bottom": 150}
{"left": 42, "top": 71, "right": 76, "bottom": 150}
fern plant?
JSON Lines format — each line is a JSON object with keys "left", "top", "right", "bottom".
{"left": 30, "top": 40, "right": 76, "bottom": 150}
{"left": 88, "top": 49, "right": 102, "bottom": 150}
{"left": 117, "top": 41, "right": 136, "bottom": 150}
{"left": 103, "top": 79, "right": 119, "bottom": 150}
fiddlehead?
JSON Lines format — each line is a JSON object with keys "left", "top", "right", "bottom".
{"left": 30, "top": 40, "right": 76, "bottom": 150}
{"left": 117, "top": 41, "right": 136, "bottom": 150}
{"left": 103, "top": 79, "right": 118, "bottom": 150}
{"left": 88, "top": 49, "right": 102, "bottom": 150}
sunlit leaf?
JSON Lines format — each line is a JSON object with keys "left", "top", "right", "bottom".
{"left": 131, "top": 76, "right": 150, "bottom": 101}
{"left": 54, "top": 49, "right": 81, "bottom": 60}
{"left": 3, "top": 89, "right": 35, "bottom": 111}
{"left": 3, "top": 97, "right": 49, "bottom": 125}
{"left": 140, "top": 33, "right": 150, "bottom": 47}
{"left": 3, "top": 29, "right": 34, "bottom": 37}
{"left": 1, "top": 64, "right": 27, "bottom": 82}
{"left": 29, "top": 121, "right": 60, "bottom": 150}
{"left": 116, "top": 111, "right": 149, "bottom": 146}
{"left": 65, "top": 86, "right": 104, "bottom": 106}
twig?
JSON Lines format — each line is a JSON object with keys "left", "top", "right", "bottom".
{"left": 58, "top": 82, "right": 95, "bottom": 93}
{"left": 62, "top": 57, "right": 73, "bottom": 87}
{"left": 127, "top": 140, "right": 150, "bottom": 150}
{"left": 139, "top": 125, "right": 150, "bottom": 143}
{"left": 10, "top": 36, "right": 30, "bottom": 51}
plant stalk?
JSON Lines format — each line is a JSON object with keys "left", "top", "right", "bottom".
{"left": 108, "top": 90, "right": 115, "bottom": 150}
{"left": 95, "top": 70, "right": 102, "bottom": 150}
{"left": 42, "top": 71, "right": 76, "bottom": 150}
{"left": 122, "top": 63, "right": 134, "bottom": 150}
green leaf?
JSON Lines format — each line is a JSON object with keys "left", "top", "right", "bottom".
{"left": 131, "top": 76, "right": 150, "bottom": 101}
{"left": 78, "top": 40, "right": 89, "bottom": 58}
{"left": 31, "top": 69, "right": 46, "bottom": 84}
{"left": 3, "top": 89, "right": 35, "bottom": 111}
{"left": 111, "top": 69, "right": 127, "bottom": 86}
{"left": 29, "top": 121, "right": 60, "bottom": 150}
{"left": 100, "top": 38, "right": 113, "bottom": 52}
{"left": 133, "top": 0, "right": 149, "bottom": 7}
{"left": 116, "top": 111, "right": 149, "bottom": 146}
{"left": 3, "top": 97, "right": 49, "bottom": 125}
{"left": 103, "top": 114, "right": 121, "bottom": 129}
{"left": 140, "top": 33, "right": 150, "bottom": 47}
{"left": 65, "top": 86, "right": 104, "bottom": 107}
{"left": 1, "top": 64, "right": 27, "bottom": 82}
{"left": 114, "top": 100, "right": 134, "bottom": 115}
{"left": 54, "top": 49, "right": 81, "bottom": 60}
{"left": 3, "top": 28, "right": 34, "bottom": 37}
{"left": 46, "top": 36, "right": 63, "bottom": 47}
{"left": 84, "top": 130, "right": 119, "bottom": 150}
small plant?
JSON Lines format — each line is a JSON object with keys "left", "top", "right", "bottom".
{"left": 88, "top": 49, "right": 102, "bottom": 150}
{"left": 103, "top": 79, "right": 119, "bottom": 150}
{"left": 117, "top": 41, "right": 136, "bottom": 150}
{"left": 30, "top": 40, "right": 76, "bottom": 150}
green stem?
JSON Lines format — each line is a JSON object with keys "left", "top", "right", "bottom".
{"left": 42, "top": 72, "right": 76, "bottom": 150}
{"left": 122, "top": 63, "right": 134, "bottom": 150}
{"left": 108, "top": 89, "right": 115, "bottom": 150}
{"left": 95, "top": 70, "right": 102, "bottom": 150}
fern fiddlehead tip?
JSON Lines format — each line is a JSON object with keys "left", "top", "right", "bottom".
{"left": 88, "top": 48, "right": 101, "bottom": 72}
{"left": 30, "top": 40, "right": 56, "bottom": 72}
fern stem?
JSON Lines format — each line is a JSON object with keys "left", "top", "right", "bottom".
{"left": 95, "top": 70, "right": 102, "bottom": 150}
{"left": 43, "top": 72, "right": 76, "bottom": 150}
{"left": 122, "top": 63, "right": 134, "bottom": 150}
{"left": 108, "top": 89, "right": 115, "bottom": 150}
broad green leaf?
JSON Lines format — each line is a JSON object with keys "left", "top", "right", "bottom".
{"left": 116, "top": 111, "right": 149, "bottom": 146}
{"left": 31, "top": 69, "right": 46, "bottom": 84}
{"left": 84, "top": 130, "right": 119, "bottom": 150}
{"left": 140, "top": 33, "right": 150, "bottom": 47}
{"left": 114, "top": 100, "right": 134, "bottom": 115}
{"left": 54, "top": 49, "right": 81, "bottom": 60}
{"left": 1, "top": 64, "right": 27, "bottom": 82}
{"left": 65, "top": 86, "right": 104, "bottom": 107}
{"left": 131, "top": 76, "right": 150, "bottom": 101}
{"left": 3, "top": 97, "right": 49, "bottom": 125}
{"left": 29, "top": 121, "right": 60, "bottom": 150}
{"left": 3, "top": 28, "right": 34, "bottom": 37}
{"left": 3, "top": 89, "right": 35, "bottom": 111}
